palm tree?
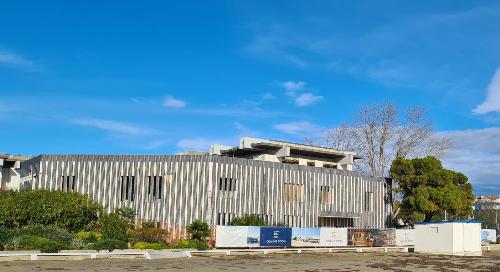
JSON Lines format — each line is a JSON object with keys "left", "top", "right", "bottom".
{"left": 186, "top": 220, "right": 211, "bottom": 242}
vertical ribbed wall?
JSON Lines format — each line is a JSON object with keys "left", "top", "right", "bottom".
{"left": 21, "top": 154, "right": 391, "bottom": 239}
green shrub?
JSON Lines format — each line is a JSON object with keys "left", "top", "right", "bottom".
{"left": 0, "top": 228, "right": 13, "bottom": 250}
{"left": 132, "top": 241, "right": 148, "bottom": 249}
{"left": 11, "top": 225, "right": 73, "bottom": 246}
{"left": 99, "top": 213, "right": 129, "bottom": 242}
{"left": 186, "top": 220, "right": 210, "bottom": 242}
{"left": 39, "top": 240, "right": 63, "bottom": 253}
{"left": 69, "top": 237, "right": 86, "bottom": 250}
{"left": 147, "top": 243, "right": 166, "bottom": 250}
{"left": 230, "top": 214, "right": 266, "bottom": 226}
{"left": 76, "top": 231, "right": 101, "bottom": 243}
{"left": 170, "top": 239, "right": 198, "bottom": 249}
{"left": 132, "top": 241, "right": 166, "bottom": 250}
{"left": 131, "top": 228, "right": 169, "bottom": 244}
{"left": 44, "top": 227, "right": 73, "bottom": 245}
{"left": 91, "top": 239, "right": 128, "bottom": 252}
{"left": 15, "top": 235, "right": 63, "bottom": 253}
{"left": 196, "top": 241, "right": 209, "bottom": 251}
{"left": 114, "top": 207, "right": 136, "bottom": 226}
{"left": 0, "top": 190, "right": 103, "bottom": 232}
{"left": 142, "top": 221, "right": 155, "bottom": 229}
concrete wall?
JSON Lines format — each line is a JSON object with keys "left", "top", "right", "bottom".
{"left": 20, "top": 154, "right": 391, "bottom": 240}
{"left": 1, "top": 162, "right": 21, "bottom": 190}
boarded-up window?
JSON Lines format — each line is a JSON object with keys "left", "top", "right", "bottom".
{"left": 364, "top": 192, "right": 374, "bottom": 212}
{"left": 61, "top": 176, "right": 76, "bottom": 192}
{"left": 120, "top": 176, "right": 136, "bottom": 202}
{"left": 147, "top": 176, "right": 163, "bottom": 201}
{"left": 218, "top": 177, "right": 237, "bottom": 191}
{"left": 320, "top": 185, "right": 332, "bottom": 204}
{"left": 283, "top": 183, "right": 304, "bottom": 203}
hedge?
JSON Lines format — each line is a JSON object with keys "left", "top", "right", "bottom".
{"left": 0, "top": 190, "right": 103, "bottom": 232}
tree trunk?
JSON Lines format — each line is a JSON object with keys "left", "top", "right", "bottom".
{"left": 424, "top": 213, "right": 434, "bottom": 222}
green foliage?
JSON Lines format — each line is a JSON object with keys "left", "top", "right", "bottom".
{"left": 390, "top": 156, "right": 475, "bottom": 224}
{"left": 69, "top": 237, "right": 86, "bottom": 250}
{"left": 196, "top": 241, "right": 209, "bottom": 251}
{"left": 141, "top": 221, "right": 155, "bottom": 229}
{"left": 98, "top": 212, "right": 129, "bottom": 242}
{"left": 230, "top": 214, "right": 266, "bottom": 226}
{"left": 132, "top": 241, "right": 166, "bottom": 250}
{"left": 12, "top": 225, "right": 73, "bottom": 245}
{"left": 10, "top": 235, "right": 63, "bottom": 253}
{"left": 131, "top": 228, "right": 169, "bottom": 244}
{"left": 115, "top": 207, "right": 136, "bottom": 225}
{"left": 75, "top": 231, "right": 101, "bottom": 243}
{"left": 0, "top": 190, "right": 102, "bottom": 232}
{"left": 169, "top": 239, "right": 199, "bottom": 249}
{"left": 91, "top": 238, "right": 128, "bottom": 252}
{"left": 0, "top": 228, "right": 13, "bottom": 250}
{"left": 186, "top": 220, "right": 211, "bottom": 242}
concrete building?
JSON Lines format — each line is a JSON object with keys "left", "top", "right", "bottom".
{"left": 14, "top": 138, "right": 392, "bottom": 240}
{"left": 475, "top": 195, "right": 500, "bottom": 211}
{"left": 210, "top": 137, "right": 358, "bottom": 171}
{"left": 0, "top": 153, "right": 32, "bottom": 190}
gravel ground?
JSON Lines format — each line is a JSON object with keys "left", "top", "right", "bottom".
{"left": 1, "top": 251, "right": 499, "bottom": 271}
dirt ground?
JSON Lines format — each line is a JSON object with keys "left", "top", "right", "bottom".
{"left": 1, "top": 251, "right": 500, "bottom": 272}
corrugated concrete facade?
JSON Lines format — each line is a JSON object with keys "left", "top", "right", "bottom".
{"left": 20, "top": 154, "right": 392, "bottom": 240}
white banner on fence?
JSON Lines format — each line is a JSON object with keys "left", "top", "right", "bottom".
{"left": 215, "top": 226, "right": 248, "bottom": 248}
{"left": 395, "top": 229, "right": 415, "bottom": 246}
{"left": 481, "top": 229, "right": 497, "bottom": 243}
{"left": 320, "top": 228, "right": 348, "bottom": 247}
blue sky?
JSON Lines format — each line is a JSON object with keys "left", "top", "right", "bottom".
{"left": 1, "top": 1, "right": 500, "bottom": 194}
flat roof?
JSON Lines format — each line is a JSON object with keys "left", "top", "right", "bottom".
{"left": 414, "top": 220, "right": 482, "bottom": 225}
{"left": 0, "top": 153, "right": 32, "bottom": 161}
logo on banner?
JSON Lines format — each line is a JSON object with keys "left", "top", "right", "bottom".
{"left": 260, "top": 227, "right": 292, "bottom": 247}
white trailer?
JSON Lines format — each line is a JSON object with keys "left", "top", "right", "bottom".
{"left": 415, "top": 220, "right": 482, "bottom": 256}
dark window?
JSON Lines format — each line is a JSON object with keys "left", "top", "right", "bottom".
{"left": 218, "top": 177, "right": 237, "bottom": 192}
{"left": 61, "top": 176, "right": 76, "bottom": 192}
{"left": 120, "top": 176, "right": 136, "bottom": 202}
{"left": 147, "top": 176, "right": 163, "bottom": 201}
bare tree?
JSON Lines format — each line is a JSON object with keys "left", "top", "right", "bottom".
{"left": 319, "top": 103, "right": 451, "bottom": 177}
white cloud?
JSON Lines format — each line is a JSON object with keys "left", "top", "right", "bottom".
{"left": 163, "top": 96, "right": 186, "bottom": 108}
{"left": 436, "top": 127, "right": 500, "bottom": 153}
{"left": 473, "top": 68, "right": 500, "bottom": 114}
{"left": 73, "top": 118, "right": 156, "bottom": 137}
{"left": 437, "top": 127, "right": 500, "bottom": 195}
{"left": 294, "top": 92, "right": 324, "bottom": 107}
{"left": 262, "top": 92, "right": 276, "bottom": 100}
{"left": 279, "top": 81, "right": 323, "bottom": 107}
{"left": 280, "top": 81, "right": 306, "bottom": 93}
{"left": 0, "top": 51, "right": 40, "bottom": 71}
{"left": 274, "top": 121, "right": 321, "bottom": 136}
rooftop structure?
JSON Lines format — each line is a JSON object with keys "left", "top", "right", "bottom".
{"left": 210, "top": 137, "right": 359, "bottom": 171}
{"left": 0, "top": 153, "right": 32, "bottom": 190}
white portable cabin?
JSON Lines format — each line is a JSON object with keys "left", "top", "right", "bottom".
{"left": 415, "top": 220, "right": 482, "bottom": 256}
